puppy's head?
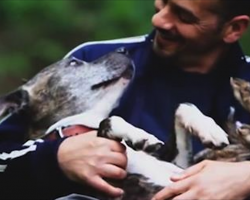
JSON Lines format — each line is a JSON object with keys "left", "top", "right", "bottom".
{"left": 230, "top": 77, "right": 250, "bottom": 112}
{"left": 0, "top": 48, "right": 134, "bottom": 134}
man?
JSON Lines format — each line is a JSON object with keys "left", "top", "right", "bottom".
{"left": 0, "top": 0, "right": 249, "bottom": 199}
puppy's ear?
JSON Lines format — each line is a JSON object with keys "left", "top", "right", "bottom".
{"left": 0, "top": 89, "right": 29, "bottom": 123}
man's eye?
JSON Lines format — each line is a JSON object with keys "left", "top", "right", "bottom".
{"left": 171, "top": 5, "right": 199, "bottom": 24}
{"left": 162, "top": 0, "right": 169, "bottom": 5}
{"left": 177, "top": 12, "right": 198, "bottom": 24}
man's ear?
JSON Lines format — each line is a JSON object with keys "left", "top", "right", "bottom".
{"left": 222, "top": 15, "right": 249, "bottom": 43}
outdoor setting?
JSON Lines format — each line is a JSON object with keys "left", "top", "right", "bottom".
{"left": 1, "top": 0, "right": 249, "bottom": 95}
{"left": 0, "top": 0, "right": 154, "bottom": 94}
{"left": 1, "top": 1, "right": 250, "bottom": 200}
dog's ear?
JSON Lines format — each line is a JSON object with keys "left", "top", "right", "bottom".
{"left": 0, "top": 89, "right": 29, "bottom": 123}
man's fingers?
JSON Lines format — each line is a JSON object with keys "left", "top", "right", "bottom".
{"left": 173, "top": 190, "right": 196, "bottom": 200}
{"left": 152, "top": 187, "right": 176, "bottom": 200}
{"left": 152, "top": 180, "right": 189, "bottom": 200}
{"left": 171, "top": 160, "right": 207, "bottom": 181}
{"left": 89, "top": 176, "right": 124, "bottom": 197}
{"left": 105, "top": 152, "right": 127, "bottom": 168}
{"left": 109, "top": 140, "right": 126, "bottom": 153}
{"left": 97, "top": 138, "right": 126, "bottom": 153}
{"left": 100, "top": 164, "right": 127, "bottom": 179}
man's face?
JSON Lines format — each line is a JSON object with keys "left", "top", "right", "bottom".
{"left": 152, "top": 0, "right": 225, "bottom": 58}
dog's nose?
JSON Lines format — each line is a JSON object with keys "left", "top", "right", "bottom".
{"left": 116, "top": 47, "right": 129, "bottom": 55}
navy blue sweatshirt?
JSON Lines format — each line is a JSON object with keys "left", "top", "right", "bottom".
{"left": 0, "top": 30, "right": 250, "bottom": 199}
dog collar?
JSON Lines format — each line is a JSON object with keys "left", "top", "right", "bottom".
{"left": 43, "top": 125, "right": 95, "bottom": 140}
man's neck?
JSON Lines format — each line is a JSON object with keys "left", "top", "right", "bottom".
{"left": 174, "top": 46, "right": 229, "bottom": 74}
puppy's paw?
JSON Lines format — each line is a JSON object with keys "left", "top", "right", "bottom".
{"left": 175, "top": 103, "right": 229, "bottom": 148}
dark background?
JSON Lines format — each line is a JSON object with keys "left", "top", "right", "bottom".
{"left": 0, "top": 0, "right": 249, "bottom": 94}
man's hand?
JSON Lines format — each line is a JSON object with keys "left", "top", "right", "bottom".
{"left": 57, "top": 131, "right": 127, "bottom": 197}
{"left": 152, "top": 160, "right": 250, "bottom": 200}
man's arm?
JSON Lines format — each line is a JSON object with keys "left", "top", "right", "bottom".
{"left": 0, "top": 137, "right": 74, "bottom": 199}
{"left": 0, "top": 114, "right": 127, "bottom": 199}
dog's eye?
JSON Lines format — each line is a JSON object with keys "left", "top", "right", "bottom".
{"left": 68, "top": 58, "right": 82, "bottom": 67}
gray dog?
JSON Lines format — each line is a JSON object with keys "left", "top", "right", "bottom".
{"left": 0, "top": 48, "right": 133, "bottom": 140}
{"left": 0, "top": 47, "right": 250, "bottom": 200}
{"left": 0, "top": 48, "right": 182, "bottom": 200}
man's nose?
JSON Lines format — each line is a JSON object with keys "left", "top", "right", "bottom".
{"left": 151, "top": 6, "right": 175, "bottom": 30}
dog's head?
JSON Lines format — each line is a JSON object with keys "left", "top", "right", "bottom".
{"left": 0, "top": 48, "right": 134, "bottom": 136}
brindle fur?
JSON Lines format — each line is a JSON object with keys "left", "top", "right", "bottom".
{"left": 0, "top": 49, "right": 133, "bottom": 139}
{"left": 95, "top": 175, "right": 164, "bottom": 200}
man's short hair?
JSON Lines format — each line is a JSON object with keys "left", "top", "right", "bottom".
{"left": 217, "top": 0, "right": 250, "bottom": 20}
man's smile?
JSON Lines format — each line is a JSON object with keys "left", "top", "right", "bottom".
{"left": 154, "top": 30, "right": 183, "bottom": 55}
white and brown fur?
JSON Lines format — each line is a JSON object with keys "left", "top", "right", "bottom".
{"left": 0, "top": 48, "right": 250, "bottom": 200}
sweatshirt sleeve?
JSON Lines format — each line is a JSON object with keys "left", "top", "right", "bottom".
{"left": 0, "top": 42, "right": 128, "bottom": 199}
{"left": 0, "top": 113, "right": 82, "bottom": 199}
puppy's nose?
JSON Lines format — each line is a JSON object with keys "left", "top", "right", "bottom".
{"left": 116, "top": 47, "right": 129, "bottom": 55}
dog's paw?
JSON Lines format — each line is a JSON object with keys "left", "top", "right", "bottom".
{"left": 98, "top": 116, "right": 164, "bottom": 151}
{"left": 124, "top": 128, "right": 164, "bottom": 153}
{"left": 198, "top": 118, "right": 229, "bottom": 148}
{"left": 98, "top": 118, "right": 122, "bottom": 141}
{"left": 175, "top": 103, "right": 229, "bottom": 148}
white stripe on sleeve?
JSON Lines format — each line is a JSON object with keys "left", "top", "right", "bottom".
{"left": 0, "top": 145, "right": 37, "bottom": 161}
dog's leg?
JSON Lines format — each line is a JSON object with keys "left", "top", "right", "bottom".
{"left": 97, "top": 116, "right": 184, "bottom": 199}
{"left": 97, "top": 116, "right": 164, "bottom": 154}
{"left": 174, "top": 103, "right": 230, "bottom": 168}
{"left": 175, "top": 103, "right": 229, "bottom": 147}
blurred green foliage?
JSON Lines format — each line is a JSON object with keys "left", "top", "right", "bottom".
{"left": 0, "top": 0, "right": 249, "bottom": 95}
{"left": 0, "top": 0, "right": 154, "bottom": 94}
